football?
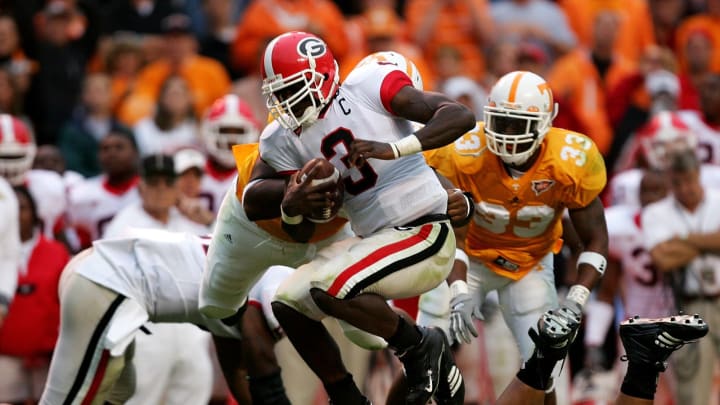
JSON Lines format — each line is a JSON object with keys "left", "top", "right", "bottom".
{"left": 297, "top": 158, "right": 343, "bottom": 223}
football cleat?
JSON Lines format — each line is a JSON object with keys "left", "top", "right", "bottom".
{"left": 619, "top": 313, "right": 708, "bottom": 371}
{"left": 528, "top": 306, "right": 581, "bottom": 363}
{"left": 397, "top": 327, "right": 447, "bottom": 404}
{"left": 434, "top": 330, "right": 465, "bottom": 405}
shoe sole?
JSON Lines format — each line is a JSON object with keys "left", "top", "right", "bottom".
{"left": 620, "top": 314, "right": 709, "bottom": 342}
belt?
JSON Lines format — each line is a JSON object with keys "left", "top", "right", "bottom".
{"left": 402, "top": 214, "right": 449, "bottom": 228}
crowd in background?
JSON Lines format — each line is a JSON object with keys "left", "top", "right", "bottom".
{"left": 1, "top": 0, "right": 720, "bottom": 404}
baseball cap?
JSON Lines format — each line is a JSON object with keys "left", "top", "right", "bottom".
{"left": 141, "top": 154, "right": 176, "bottom": 180}
{"left": 174, "top": 148, "right": 206, "bottom": 174}
{"left": 363, "top": 6, "right": 400, "bottom": 39}
{"left": 646, "top": 70, "right": 679, "bottom": 97}
{"left": 161, "top": 13, "right": 192, "bottom": 35}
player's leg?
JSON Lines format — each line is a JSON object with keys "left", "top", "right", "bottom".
{"left": 278, "top": 220, "right": 457, "bottom": 404}
{"left": 40, "top": 254, "right": 132, "bottom": 405}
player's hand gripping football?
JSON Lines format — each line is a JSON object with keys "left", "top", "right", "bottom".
{"left": 348, "top": 139, "right": 395, "bottom": 167}
{"left": 281, "top": 165, "right": 340, "bottom": 218}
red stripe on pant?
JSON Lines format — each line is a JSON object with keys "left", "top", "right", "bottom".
{"left": 327, "top": 224, "right": 433, "bottom": 296}
{"left": 80, "top": 349, "right": 110, "bottom": 405}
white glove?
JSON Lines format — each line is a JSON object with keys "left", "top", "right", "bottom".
{"left": 449, "top": 280, "right": 479, "bottom": 344}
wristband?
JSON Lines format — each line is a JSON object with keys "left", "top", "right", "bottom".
{"left": 454, "top": 248, "right": 470, "bottom": 268}
{"left": 577, "top": 251, "right": 607, "bottom": 275}
{"left": 390, "top": 134, "right": 422, "bottom": 158}
{"left": 449, "top": 280, "right": 469, "bottom": 298}
{"left": 280, "top": 205, "right": 303, "bottom": 225}
{"left": 566, "top": 284, "right": 591, "bottom": 308}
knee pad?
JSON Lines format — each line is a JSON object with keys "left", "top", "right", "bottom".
{"left": 248, "top": 371, "right": 291, "bottom": 405}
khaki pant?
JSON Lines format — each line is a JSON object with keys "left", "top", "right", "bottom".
{"left": 672, "top": 297, "right": 720, "bottom": 405}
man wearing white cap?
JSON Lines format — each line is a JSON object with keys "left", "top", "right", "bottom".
{"left": 174, "top": 148, "right": 215, "bottom": 227}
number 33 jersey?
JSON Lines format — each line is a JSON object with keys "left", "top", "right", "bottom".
{"left": 424, "top": 123, "right": 607, "bottom": 280}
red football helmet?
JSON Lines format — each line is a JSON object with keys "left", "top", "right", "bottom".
{"left": 261, "top": 31, "right": 339, "bottom": 130}
{"left": 0, "top": 114, "right": 35, "bottom": 185}
{"left": 201, "top": 94, "right": 261, "bottom": 168}
{"left": 637, "top": 111, "right": 697, "bottom": 170}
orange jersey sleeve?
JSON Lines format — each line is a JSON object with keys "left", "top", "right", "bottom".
{"left": 231, "top": 143, "right": 348, "bottom": 243}
{"left": 425, "top": 124, "right": 606, "bottom": 280}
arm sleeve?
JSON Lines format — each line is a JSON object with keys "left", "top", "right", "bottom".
{"left": 0, "top": 178, "right": 20, "bottom": 304}
{"left": 566, "top": 139, "right": 607, "bottom": 209}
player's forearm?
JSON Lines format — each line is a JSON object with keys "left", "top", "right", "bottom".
{"left": 414, "top": 103, "right": 476, "bottom": 150}
{"left": 243, "top": 179, "right": 286, "bottom": 221}
{"left": 686, "top": 231, "right": 720, "bottom": 254}
{"left": 650, "top": 242, "right": 699, "bottom": 272}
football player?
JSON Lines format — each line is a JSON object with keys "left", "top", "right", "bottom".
{"left": 0, "top": 114, "right": 67, "bottom": 239}
{"left": 424, "top": 70, "right": 609, "bottom": 401}
{"left": 242, "top": 32, "right": 475, "bottom": 405}
{"left": 38, "top": 229, "right": 295, "bottom": 405}
{"left": 198, "top": 94, "right": 261, "bottom": 214}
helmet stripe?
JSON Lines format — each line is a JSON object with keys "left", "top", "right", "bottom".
{"left": 0, "top": 115, "right": 14, "bottom": 143}
{"left": 507, "top": 71, "right": 526, "bottom": 103}
{"left": 263, "top": 36, "right": 282, "bottom": 78}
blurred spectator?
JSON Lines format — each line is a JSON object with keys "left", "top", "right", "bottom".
{"left": 643, "top": 150, "right": 720, "bottom": 405}
{"left": 548, "top": 10, "right": 636, "bottom": 155}
{"left": 103, "top": 0, "right": 178, "bottom": 35}
{"left": 66, "top": 129, "right": 140, "bottom": 249}
{"left": 198, "top": 0, "right": 238, "bottom": 78}
{"left": 0, "top": 185, "right": 69, "bottom": 405}
{"left": 340, "top": 5, "right": 435, "bottom": 89}
{"left": 0, "top": 66, "right": 27, "bottom": 118}
{"left": 516, "top": 40, "right": 552, "bottom": 76}
{"left": 649, "top": 0, "right": 686, "bottom": 52}
{"left": 677, "top": 29, "right": 714, "bottom": 111}
{"left": 676, "top": 0, "right": 720, "bottom": 73}
{"left": 490, "top": 0, "right": 577, "bottom": 56}
{"left": 440, "top": 76, "right": 486, "bottom": 118}
{"left": 117, "top": 12, "right": 230, "bottom": 126}
{"left": 0, "top": 176, "right": 19, "bottom": 331}
{"left": 559, "top": 0, "right": 655, "bottom": 64}
{"left": 57, "top": 73, "right": 128, "bottom": 178}
{"left": 174, "top": 147, "right": 214, "bottom": 227}
{"left": 482, "top": 38, "right": 518, "bottom": 89}
{"left": 103, "top": 153, "right": 213, "bottom": 405}
{"left": 198, "top": 94, "right": 260, "bottom": 214}
{"left": 405, "top": 0, "right": 494, "bottom": 81}
{"left": 0, "top": 14, "right": 34, "bottom": 95}
{"left": 133, "top": 75, "right": 199, "bottom": 156}
{"left": 24, "top": 0, "right": 100, "bottom": 145}
{"left": 33, "top": 144, "right": 85, "bottom": 193}
{"left": 677, "top": 73, "right": 720, "bottom": 164}
{"left": 103, "top": 35, "right": 146, "bottom": 113}
{"left": 230, "top": 0, "right": 349, "bottom": 77}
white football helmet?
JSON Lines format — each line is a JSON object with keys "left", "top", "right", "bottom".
{"left": 484, "top": 71, "right": 558, "bottom": 166}
{"left": 356, "top": 51, "right": 424, "bottom": 90}
{"left": 637, "top": 111, "right": 697, "bottom": 170}
{"left": 201, "top": 94, "right": 261, "bottom": 168}
{"left": 0, "top": 114, "right": 36, "bottom": 185}
{"left": 261, "top": 32, "right": 340, "bottom": 130}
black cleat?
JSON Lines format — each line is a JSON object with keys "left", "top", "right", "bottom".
{"left": 528, "top": 306, "right": 581, "bottom": 363}
{"left": 619, "top": 313, "right": 709, "bottom": 371}
{"left": 434, "top": 331, "right": 465, "bottom": 405}
{"left": 398, "top": 327, "right": 447, "bottom": 404}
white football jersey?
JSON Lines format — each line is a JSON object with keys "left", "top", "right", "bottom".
{"left": 607, "top": 165, "right": 720, "bottom": 208}
{"left": 67, "top": 175, "right": 140, "bottom": 243}
{"left": 199, "top": 163, "right": 235, "bottom": 214}
{"left": 260, "top": 62, "right": 446, "bottom": 237}
{"left": 0, "top": 176, "right": 19, "bottom": 301}
{"left": 677, "top": 110, "right": 720, "bottom": 164}
{"left": 606, "top": 204, "right": 674, "bottom": 318}
{"left": 25, "top": 169, "right": 67, "bottom": 238}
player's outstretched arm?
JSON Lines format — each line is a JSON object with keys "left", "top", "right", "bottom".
{"left": 568, "top": 197, "right": 609, "bottom": 292}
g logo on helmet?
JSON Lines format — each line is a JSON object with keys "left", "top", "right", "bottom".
{"left": 297, "top": 37, "right": 327, "bottom": 59}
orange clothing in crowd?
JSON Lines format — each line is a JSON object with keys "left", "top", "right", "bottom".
{"left": 559, "top": 0, "right": 655, "bottom": 64}
{"left": 117, "top": 55, "right": 231, "bottom": 126}
{"left": 547, "top": 50, "right": 636, "bottom": 155}
{"left": 676, "top": 14, "right": 720, "bottom": 73}
{"left": 231, "top": 0, "right": 349, "bottom": 76}
{"left": 404, "top": 0, "right": 493, "bottom": 81}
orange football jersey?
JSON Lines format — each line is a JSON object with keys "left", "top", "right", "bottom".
{"left": 424, "top": 123, "right": 606, "bottom": 280}
{"left": 231, "top": 144, "right": 347, "bottom": 243}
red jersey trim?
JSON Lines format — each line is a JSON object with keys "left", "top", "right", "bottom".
{"left": 380, "top": 70, "right": 413, "bottom": 115}
{"left": 205, "top": 161, "right": 237, "bottom": 181}
{"left": 102, "top": 176, "right": 139, "bottom": 196}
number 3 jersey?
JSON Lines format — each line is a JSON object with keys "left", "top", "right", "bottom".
{"left": 259, "top": 61, "right": 447, "bottom": 237}
{"left": 424, "top": 123, "right": 606, "bottom": 280}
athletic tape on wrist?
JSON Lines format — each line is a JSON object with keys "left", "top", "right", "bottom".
{"left": 280, "top": 205, "right": 303, "bottom": 225}
{"left": 566, "top": 284, "right": 591, "bottom": 308}
{"left": 577, "top": 251, "right": 607, "bottom": 275}
{"left": 390, "top": 134, "right": 422, "bottom": 158}
{"left": 449, "top": 280, "right": 469, "bottom": 298}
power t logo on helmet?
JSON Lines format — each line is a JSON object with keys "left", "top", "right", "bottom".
{"left": 261, "top": 32, "right": 340, "bottom": 131}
